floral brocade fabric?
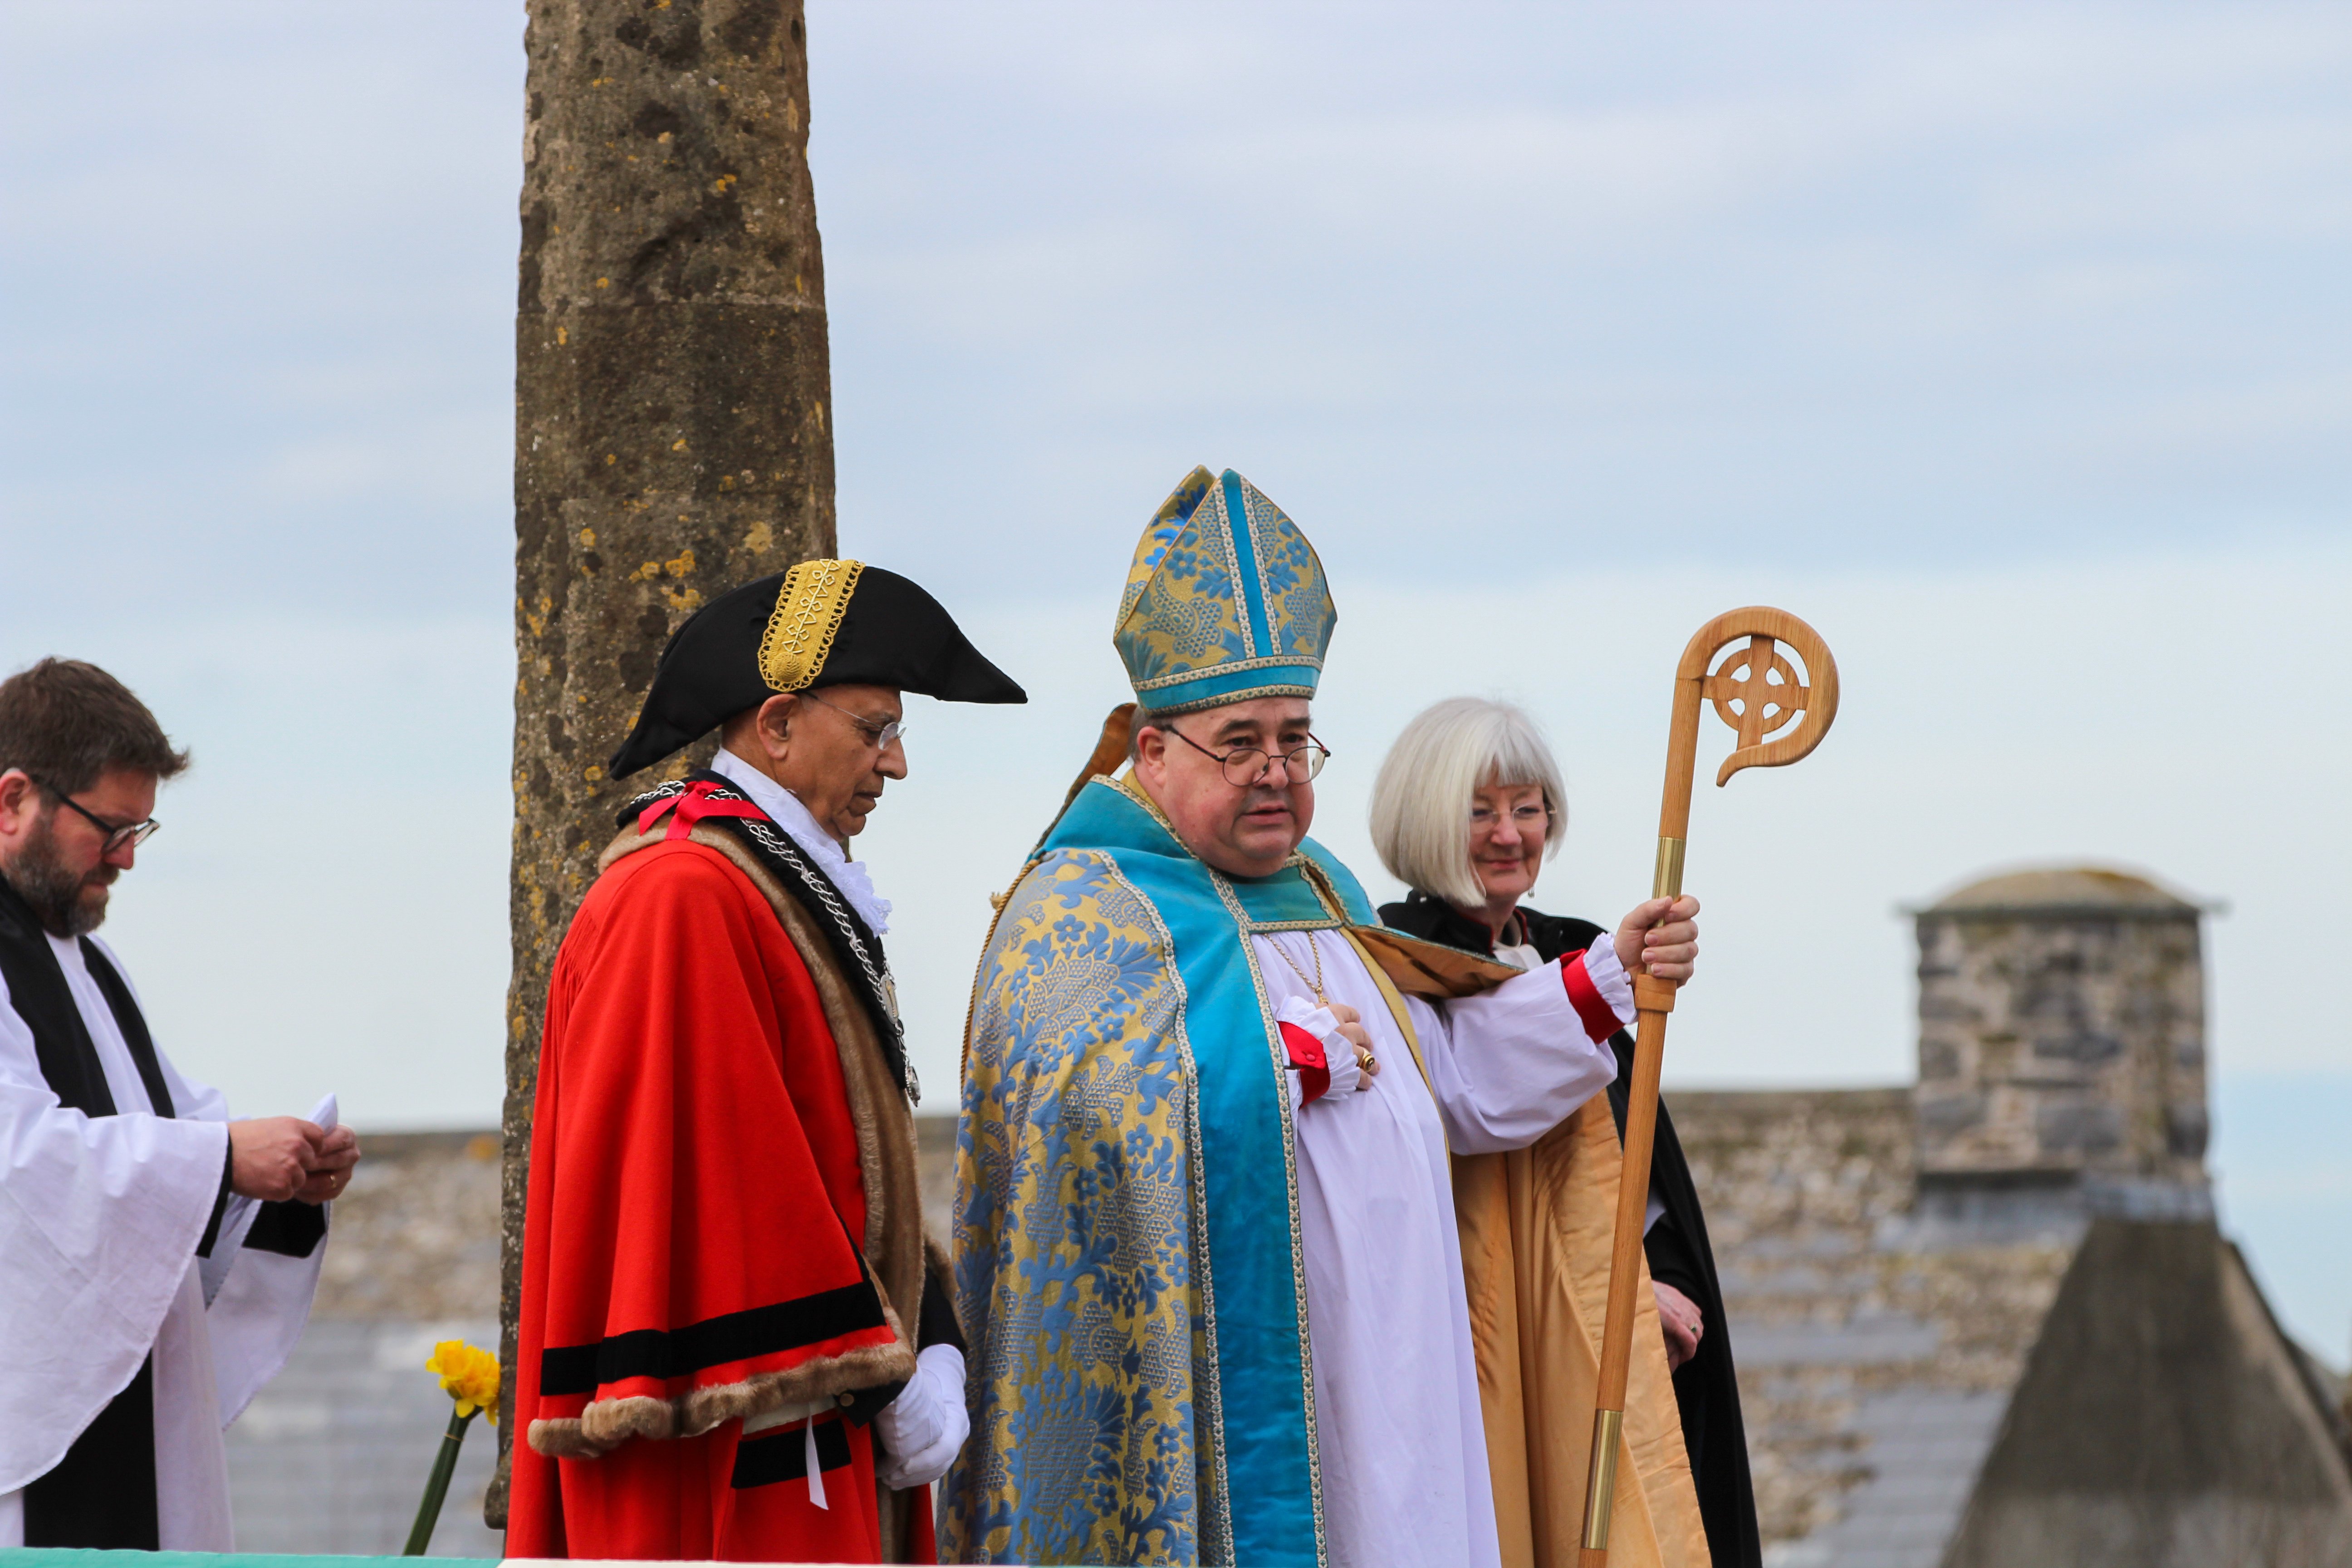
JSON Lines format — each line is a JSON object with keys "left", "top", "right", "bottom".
{"left": 1114, "top": 465, "right": 1335, "bottom": 715}
{"left": 945, "top": 849, "right": 1206, "bottom": 1565}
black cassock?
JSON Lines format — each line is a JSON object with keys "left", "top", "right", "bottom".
{"left": 1381, "top": 890, "right": 1763, "bottom": 1568}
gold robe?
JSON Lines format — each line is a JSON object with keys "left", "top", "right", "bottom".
{"left": 1356, "top": 927, "right": 1710, "bottom": 1568}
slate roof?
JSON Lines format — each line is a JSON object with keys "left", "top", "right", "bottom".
{"left": 1668, "top": 1088, "right": 2081, "bottom": 1565}
{"left": 1669, "top": 1088, "right": 2352, "bottom": 1567}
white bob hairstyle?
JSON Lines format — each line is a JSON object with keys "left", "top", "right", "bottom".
{"left": 1370, "top": 696, "right": 1568, "bottom": 909}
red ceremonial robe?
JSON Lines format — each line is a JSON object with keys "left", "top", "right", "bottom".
{"left": 509, "top": 797, "right": 942, "bottom": 1563}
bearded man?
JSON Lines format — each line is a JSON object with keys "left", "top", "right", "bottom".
{"left": 946, "top": 469, "right": 1710, "bottom": 1568}
{"left": 508, "top": 561, "right": 1024, "bottom": 1563}
{"left": 0, "top": 658, "right": 356, "bottom": 1551}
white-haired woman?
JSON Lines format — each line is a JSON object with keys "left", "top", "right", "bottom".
{"left": 1372, "top": 696, "right": 1760, "bottom": 1568}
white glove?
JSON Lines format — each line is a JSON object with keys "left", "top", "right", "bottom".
{"left": 872, "top": 1343, "right": 968, "bottom": 1490}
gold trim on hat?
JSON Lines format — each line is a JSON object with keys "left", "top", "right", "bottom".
{"left": 758, "top": 558, "right": 865, "bottom": 692}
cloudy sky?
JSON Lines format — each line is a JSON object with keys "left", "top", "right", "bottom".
{"left": 3, "top": 3, "right": 2346, "bottom": 1355}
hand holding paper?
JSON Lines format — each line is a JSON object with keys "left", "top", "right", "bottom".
{"left": 294, "top": 1091, "right": 356, "bottom": 1205}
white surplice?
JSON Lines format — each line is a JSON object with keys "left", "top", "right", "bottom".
{"left": 0, "top": 932, "right": 328, "bottom": 1549}
{"left": 1254, "top": 927, "right": 1633, "bottom": 1568}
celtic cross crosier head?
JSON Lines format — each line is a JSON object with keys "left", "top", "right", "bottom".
{"left": 1650, "top": 607, "right": 1842, "bottom": 899}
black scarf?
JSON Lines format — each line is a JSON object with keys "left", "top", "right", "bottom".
{"left": 0, "top": 873, "right": 173, "bottom": 1548}
{"left": 0, "top": 874, "right": 175, "bottom": 1119}
{"left": 621, "top": 770, "right": 917, "bottom": 1103}
{"left": 1378, "top": 888, "right": 1762, "bottom": 1568}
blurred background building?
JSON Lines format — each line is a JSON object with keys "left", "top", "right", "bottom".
{"left": 241, "top": 862, "right": 2351, "bottom": 1565}
{"left": 1673, "top": 866, "right": 2351, "bottom": 1566}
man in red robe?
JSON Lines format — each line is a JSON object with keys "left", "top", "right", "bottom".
{"left": 508, "top": 559, "right": 1024, "bottom": 1562}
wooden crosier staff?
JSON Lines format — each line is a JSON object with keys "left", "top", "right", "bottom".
{"left": 1578, "top": 608, "right": 1840, "bottom": 1566}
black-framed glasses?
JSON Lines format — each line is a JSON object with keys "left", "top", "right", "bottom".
{"left": 1165, "top": 725, "right": 1333, "bottom": 787}
{"left": 801, "top": 689, "right": 908, "bottom": 750}
{"left": 32, "top": 776, "right": 159, "bottom": 854}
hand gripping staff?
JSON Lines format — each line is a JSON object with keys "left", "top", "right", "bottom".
{"left": 1578, "top": 608, "right": 1840, "bottom": 1566}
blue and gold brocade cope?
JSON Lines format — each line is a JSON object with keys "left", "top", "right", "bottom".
{"left": 1114, "top": 466, "right": 1336, "bottom": 717}
{"left": 945, "top": 777, "right": 1377, "bottom": 1567}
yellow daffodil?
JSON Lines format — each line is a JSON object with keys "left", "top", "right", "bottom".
{"left": 407, "top": 1340, "right": 503, "bottom": 1553}
{"left": 424, "top": 1339, "right": 502, "bottom": 1425}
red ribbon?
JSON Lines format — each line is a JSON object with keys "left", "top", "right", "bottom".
{"left": 637, "top": 779, "right": 771, "bottom": 842}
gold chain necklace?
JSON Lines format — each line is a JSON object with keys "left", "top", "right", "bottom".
{"left": 1266, "top": 931, "right": 1328, "bottom": 1005}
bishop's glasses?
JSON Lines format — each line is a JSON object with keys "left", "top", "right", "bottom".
{"left": 1165, "top": 726, "right": 1333, "bottom": 787}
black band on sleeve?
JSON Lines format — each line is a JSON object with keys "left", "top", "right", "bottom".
{"left": 195, "top": 1135, "right": 233, "bottom": 1259}
{"left": 246, "top": 1198, "right": 328, "bottom": 1259}
{"left": 917, "top": 1256, "right": 966, "bottom": 1355}
{"left": 838, "top": 1378, "right": 904, "bottom": 1429}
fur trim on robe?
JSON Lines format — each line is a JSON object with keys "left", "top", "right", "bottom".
{"left": 517, "top": 820, "right": 932, "bottom": 1465}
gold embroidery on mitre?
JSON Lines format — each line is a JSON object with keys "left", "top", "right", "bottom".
{"left": 758, "top": 558, "right": 865, "bottom": 691}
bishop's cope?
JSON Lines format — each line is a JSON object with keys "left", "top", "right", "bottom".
{"left": 946, "top": 468, "right": 1714, "bottom": 1568}
{"left": 506, "top": 562, "right": 1024, "bottom": 1563}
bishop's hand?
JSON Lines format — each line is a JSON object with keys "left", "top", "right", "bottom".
{"left": 1613, "top": 895, "right": 1700, "bottom": 985}
{"left": 1323, "top": 1001, "right": 1380, "bottom": 1084}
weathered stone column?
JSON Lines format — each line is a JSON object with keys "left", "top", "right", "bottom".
{"left": 494, "top": 0, "right": 833, "bottom": 1521}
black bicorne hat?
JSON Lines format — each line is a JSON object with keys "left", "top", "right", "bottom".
{"left": 607, "top": 559, "right": 1026, "bottom": 779}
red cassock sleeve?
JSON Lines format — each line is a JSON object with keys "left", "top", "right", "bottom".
{"left": 508, "top": 840, "right": 903, "bottom": 1558}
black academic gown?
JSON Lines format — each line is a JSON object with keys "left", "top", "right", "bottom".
{"left": 1380, "top": 889, "right": 1763, "bottom": 1568}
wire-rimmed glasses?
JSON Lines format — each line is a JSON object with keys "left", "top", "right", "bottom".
{"left": 801, "top": 689, "right": 908, "bottom": 750}
{"left": 1469, "top": 801, "right": 1550, "bottom": 833}
{"left": 1165, "top": 726, "right": 1333, "bottom": 787}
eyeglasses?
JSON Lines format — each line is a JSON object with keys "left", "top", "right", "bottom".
{"left": 1469, "top": 803, "right": 1550, "bottom": 831}
{"left": 32, "top": 776, "right": 160, "bottom": 854}
{"left": 1164, "top": 725, "right": 1333, "bottom": 787}
{"left": 801, "top": 690, "right": 908, "bottom": 750}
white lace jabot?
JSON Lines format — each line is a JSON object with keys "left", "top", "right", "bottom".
{"left": 710, "top": 748, "right": 894, "bottom": 936}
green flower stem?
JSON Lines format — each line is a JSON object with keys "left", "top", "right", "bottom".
{"left": 402, "top": 1407, "right": 478, "bottom": 1556}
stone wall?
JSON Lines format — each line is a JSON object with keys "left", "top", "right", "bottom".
{"left": 316, "top": 1130, "right": 503, "bottom": 1322}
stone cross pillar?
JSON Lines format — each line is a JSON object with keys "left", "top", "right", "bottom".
{"left": 1912, "top": 867, "right": 2210, "bottom": 1213}
{"left": 495, "top": 0, "right": 833, "bottom": 1521}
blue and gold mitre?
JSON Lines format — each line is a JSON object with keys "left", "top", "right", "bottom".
{"left": 1114, "top": 466, "right": 1336, "bottom": 716}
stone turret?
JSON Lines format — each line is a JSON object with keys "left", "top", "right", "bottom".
{"left": 1912, "top": 866, "right": 2211, "bottom": 1215}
